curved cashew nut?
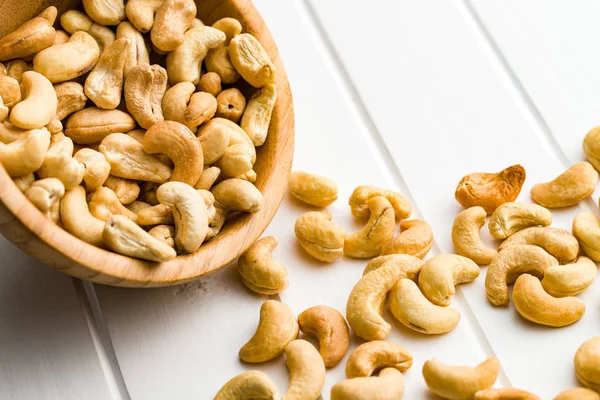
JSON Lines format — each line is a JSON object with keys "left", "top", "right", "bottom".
{"left": 73, "top": 148, "right": 111, "bottom": 192}
{"left": 498, "top": 227, "right": 579, "bottom": 264}
{"left": 126, "top": 0, "right": 164, "bottom": 33}
{"left": 417, "top": 254, "right": 480, "bottom": 307}
{"left": 104, "top": 176, "right": 140, "bottom": 205}
{"left": 298, "top": 305, "right": 349, "bottom": 368}
{"left": 82, "top": 0, "right": 125, "bottom": 25}
{"left": 0, "top": 128, "right": 50, "bottom": 177}
{"left": 14, "top": 173, "right": 35, "bottom": 193}
{"left": 346, "top": 341, "right": 413, "bottom": 378}
{"left": 381, "top": 218, "right": 433, "bottom": 258}
{"left": 88, "top": 187, "right": 138, "bottom": 222}
{"left": 150, "top": 0, "right": 197, "bottom": 52}
{"left": 237, "top": 236, "right": 288, "bottom": 295}
{"left": 485, "top": 245, "right": 558, "bottom": 306}
{"left": 0, "top": 75, "right": 23, "bottom": 108}
{"left": 512, "top": 274, "right": 585, "bottom": 327}
{"left": 0, "top": 122, "right": 29, "bottom": 144}
{"left": 195, "top": 166, "right": 220, "bottom": 190}
{"left": 542, "top": 256, "right": 597, "bottom": 297}
{"left": 295, "top": 211, "right": 346, "bottom": 262}
{"left": 148, "top": 225, "right": 176, "bottom": 249}
{"left": 54, "top": 82, "right": 88, "bottom": 121}
{"left": 10, "top": 71, "right": 57, "bottom": 130}
{"left": 531, "top": 162, "right": 598, "bottom": 208}
{"left": 163, "top": 83, "right": 217, "bottom": 131}
{"left": 124, "top": 64, "right": 168, "bottom": 129}
{"left": 452, "top": 206, "right": 498, "bottom": 264}
{"left": 488, "top": 202, "right": 552, "bottom": 239}
{"left": 573, "top": 212, "right": 600, "bottom": 261}
{"left": 137, "top": 204, "right": 174, "bottom": 226}
{"left": 61, "top": 186, "right": 105, "bottom": 247}
{"left": 126, "top": 201, "right": 152, "bottom": 214}
{"left": 575, "top": 336, "right": 600, "bottom": 392}
{"left": 143, "top": 121, "right": 204, "bottom": 186}
{"left": 422, "top": 356, "right": 500, "bottom": 400}
{"left": 25, "top": 178, "right": 65, "bottom": 224}
{"left": 390, "top": 278, "right": 461, "bottom": 334}
{"left": 363, "top": 254, "right": 424, "bottom": 277}
{"left": 60, "top": 10, "right": 116, "bottom": 53}
{"left": 344, "top": 196, "right": 396, "bottom": 258}
{"left": 229, "top": 33, "right": 276, "bottom": 88}
{"left": 84, "top": 38, "right": 130, "bottom": 110}
{"left": 331, "top": 368, "right": 404, "bottom": 400}
{"left": 33, "top": 31, "right": 100, "bottom": 84}
{"left": 239, "top": 300, "right": 299, "bottom": 363}
{"left": 38, "top": 133, "right": 85, "bottom": 190}
{"left": 475, "top": 388, "right": 540, "bottom": 400}
{"left": 214, "top": 370, "right": 279, "bottom": 400}
{"left": 205, "top": 18, "right": 242, "bottom": 84}
{"left": 554, "top": 388, "right": 600, "bottom": 400}
{"left": 349, "top": 185, "right": 411, "bottom": 220}
{"left": 116, "top": 22, "right": 150, "bottom": 76}
{"left": 283, "top": 339, "right": 326, "bottom": 400}
{"left": 241, "top": 83, "right": 277, "bottom": 147}
{"left": 103, "top": 215, "right": 176, "bottom": 262}
{"left": 289, "top": 171, "right": 338, "bottom": 207}
{"left": 0, "top": 16, "right": 55, "bottom": 62}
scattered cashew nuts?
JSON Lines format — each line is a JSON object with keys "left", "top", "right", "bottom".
{"left": 283, "top": 339, "right": 325, "bottom": 400}
{"left": 124, "top": 64, "right": 168, "bottom": 129}
{"left": 330, "top": 368, "right": 405, "bottom": 400}
{"left": 488, "top": 202, "right": 552, "bottom": 239}
{"left": 498, "top": 227, "right": 579, "bottom": 264}
{"left": 289, "top": 171, "right": 338, "bottom": 207}
{"left": 214, "top": 371, "right": 279, "bottom": 400}
{"left": 418, "top": 254, "right": 480, "bottom": 307}
{"left": 344, "top": 196, "right": 395, "bottom": 258}
{"left": 575, "top": 336, "right": 600, "bottom": 392}
{"left": 298, "top": 305, "right": 349, "bottom": 368}
{"left": 452, "top": 206, "right": 498, "bottom": 264}
{"left": 25, "top": 178, "right": 65, "bottom": 224}
{"left": 346, "top": 341, "right": 413, "bottom": 378}
{"left": 237, "top": 236, "right": 288, "bottom": 295}
{"left": 229, "top": 33, "right": 276, "bottom": 88}
{"left": 295, "top": 211, "right": 345, "bottom": 262}
{"left": 531, "top": 162, "right": 598, "bottom": 208}
{"left": 381, "top": 218, "right": 433, "bottom": 258}
{"left": 542, "top": 256, "right": 597, "bottom": 297}
{"left": 573, "top": 211, "right": 600, "bottom": 262}
{"left": 241, "top": 83, "right": 276, "bottom": 147}
{"left": 10, "top": 71, "right": 57, "bottom": 130}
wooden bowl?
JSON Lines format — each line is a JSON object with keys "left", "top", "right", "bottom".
{"left": 0, "top": 0, "right": 294, "bottom": 287}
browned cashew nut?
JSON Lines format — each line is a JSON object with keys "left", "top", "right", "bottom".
{"left": 0, "top": 16, "right": 55, "bottom": 62}
{"left": 150, "top": 0, "right": 197, "bottom": 52}
{"left": 125, "top": 64, "right": 168, "bottom": 129}
{"left": 198, "top": 72, "right": 222, "bottom": 97}
{"left": 346, "top": 341, "right": 413, "bottom": 378}
{"left": 295, "top": 211, "right": 346, "bottom": 262}
{"left": 215, "top": 88, "right": 246, "bottom": 123}
{"left": 531, "top": 162, "right": 598, "bottom": 208}
{"left": 498, "top": 227, "right": 579, "bottom": 264}
{"left": 0, "top": 75, "right": 22, "bottom": 108}
{"left": 298, "top": 305, "right": 350, "bottom": 368}
{"left": 381, "top": 218, "right": 434, "bottom": 259}
{"left": 237, "top": 236, "right": 288, "bottom": 295}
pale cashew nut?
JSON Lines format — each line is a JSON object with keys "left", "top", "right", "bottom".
{"left": 298, "top": 305, "right": 349, "bottom": 368}
{"left": 0, "top": 17, "right": 55, "bottom": 62}
{"left": 10, "top": 71, "right": 57, "bottom": 130}
{"left": 124, "top": 64, "right": 168, "bottom": 129}
{"left": 422, "top": 356, "right": 500, "bottom": 400}
{"left": 99, "top": 133, "right": 172, "bottom": 182}
{"left": 103, "top": 215, "right": 176, "bottom": 262}
{"left": 184, "top": 92, "right": 218, "bottom": 129}
{"left": 0, "top": 122, "right": 33, "bottom": 144}
{"left": 390, "top": 278, "right": 461, "bottom": 334}
{"left": 229, "top": 33, "right": 276, "bottom": 88}
{"left": 126, "top": 0, "right": 164, "bottom": 33}
{"left": 344, "top": 196, "right": 395, "bottom": 258}
{"left": 573, "top": 212, "right": 600, "bottom": 261}
{"left": 157, "top": 181, "right": 208, "bottom": 253}
{"left": 241, "top": 83, "right": 276, "bottom": 147}
{"left": 488, "top": 202, "right": 552, "bottom": 239}
{"left": 554, "top": 388, "right": 600, "bottom": 400}
{"left": 82, "top": 0, "right": 126, "bottom": 25}
{"left": 474, "top": 388, "right": 540, "bottom": 400}
{"left": 212, "top": 178, "right": 263, "bottom": 213}
{"left": 60, "top": 186, "right": 105, "bottom": 247}
{"left": 116, "top": 22, "right": 150, "bottom": 76}
{"left": 67, "top": 108, "right": 136, "bottom": 144}
{"left": 331, "top": 368, "right": 404, "bottom": 400}
{"left": 33, "top": 32, "right": 100, "bottom": 84}
{"left": 485, "top": 245, "right": 558, "bottom": 306}
{"left": 194, "top": 166, "right": 221, "bottom": 190}
{"left": 237, "top": 236, "right": 288, "bottom": 295}
{"left": 455, "top": 164, "right": 526, "bottom": 214}
{"left": 542, "top": 256, "right": 597, "bottom": 297}
{"left": 60, "top": 10, "right": 116, "bottom": 53}
{"left": 0, "top": 75, "right": 23, "bottom": 108}
{"left": 143, "top": 121, "right": 204, "bottom": 186}
{"left": 239, "top": 300, "right": 299, "bottom": 363}
{"left": 363, "top": 254, "right": 424, "bottom": 277}
{"left": 346, "top": 341, "right": 413, "bottom": 378}
{"left": 349, "top": 185, "right": 412, "bottom": 220}
{"left": 54, "top": 82, "right": 87, "bottom": 121}
{"left": 54, "top": 31, "right": 71, "bottom": 46}
{"left": 38, "top": 133, "right": 85, "bottom": 190}
{"left": 46, "top": 119, "right": 63, "bottom": 135}
{"left": 25, "top": 178, "right": 65, "bottom": 224}
{"left": 148, "top": 225, "right": 176, "bottom": 249}
{"left": 215, "top": 88, "right": 246, "bottom": 123}
{"left": 512, "top": 274, "right": 585, "bottom": 327}
{"left": 150, "top": 0, "right": 196, "bottom": 52}
{"left": 198, "top": 72, "right": 222, "bottom": 97}
{"left": 498, "top": 227, "right": 579, "bottom": 264}
{"left": 137, "top": 204, "right": 173, "bottom": 226}
{"left": 73, "top": 148, "right": 111, "bottom": 192}
{"left": 84, "top": 38, "right": 130, "bottom": 110}
{"left": 214, "top": 371, "right": 279, "bottom": 400}
{"left": 205, "top": 18, "right": 242, "bottom": 84}
{"left": 6, "top": 60, "right": 31, "bottom": 83}
{"left": 0, "top": 128, "right": 50, "bottom": 177}
{"left": 283, "top": 340, "right": 325, "bottom": 400}
{"left": 452, "top": 206, "right": 498, "bottom": 264}
{"left": 381, "top": 219, "right": 433, "bottom": 258}
{"left": 295, "top": 211, "right": 346, "bottom": 262}
{"left": 531, "top": 162, "right": 598, "bottom": 208}
{"left": 575, "top": 336, "right": 600, "bottom": 392}
{"left": 104, "top": 176, "right": 140, "bottom": 204}
{"left": 14, "top": 173, "right": 35, "bottom": 192}
{"left": 88, "top": 187, "right": 138, "bottom": 222}
{"left": 289, "top": 171, "right": 338, "bottom": 207}
{"left": 126, "top": 200, "right": 152, "bottom": 214}
{"left": 166, "top": 26, "right": 226, "bottom": 85}
{"left": 417, "top": 254, "right": 480, "bottom": 307}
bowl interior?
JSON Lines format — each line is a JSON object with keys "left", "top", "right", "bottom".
{"left": 0, "top": 0, "right": 294, "bottom": 287}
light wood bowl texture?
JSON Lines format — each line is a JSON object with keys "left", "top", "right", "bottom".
{"left": 0, "top": 0, "right": 294, "bottom": 287}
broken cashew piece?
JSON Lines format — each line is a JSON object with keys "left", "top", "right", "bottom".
{"left": 575, "top": 336, "right": 600, "bottom": 393}
{"left": 498, "top": 226, "right": 579, "bottom": 265}
{"left": 125, "top": 64, "right": 168, "bottom": 129}
{"left": 289, "top": 171, "right": 338, "bottom": 207}
{"left": 422, "top": 356, "right": 500, "bottom": 400}
{"left": 346, "top": 341, "right": 413, "bottom": 378}
{"left": 229, "top": 33, "right": 276, "bottom": 88}
{"left": 283, "top": 340, "right": 325, "bottom": 400}
{"left": 60, "top": 186, "right": 105, "bottom": 247}
{"left": 573, "top": 212, "right": 600, "bottom": 262}
{"left": 349, "top": 185, "right": 412, "bottom": 220}
{"left": 25, "top": 178, "right": 65, "bottom": 224}
{"left": 542, "top": 256, "right": 597, "bottom": 297}
{"left": 198, "top": 72, "right": 222, "bottom": 97}
{"left": 488, "top": 202, "right": 552, "bottom": 239}
{"left": 331, "top": 368, "right": 405, "bottom": 400}
{"left": 10, "top": 71, "right": 57, "bottom": 130}
{"left": 475, "top": 388, "right": 540, "bottom": 400}
{"left": 241, "top": 83, "right": 277, "bottom": 147}
{"left": 216, "top": 88, "right": 246, "bottom": 123}
{"left": 344, "top": 196, "right": 396, "bottom": 258}
{"left": 298, "top": 305, "right": 349, "bottom": 368}
{"left": 381, "top": 218, "right": 433, "bottom": 258}
{"left": 554, "top": 388, "right": 600, "bottom": 400}
{"left": 295, "top": 211, "right": 346, "bottom": 262}
{"left": 239, "top": 300, "right": 299, "bottom": 363}
{"left": 0, "top": 75, "right": 23, "bottom": 108}
{"left": 0, "top": 128, "right": 50, "bottom": 177}
{"left": 88, "top": 187, "right": 138, "bottom": 222}
{"left": 452, "top": 206, "right": 498, "bottom": 264}
{"left": 531, "top": 162, "right": 598, "bottom": 208}
{"left": 214, "top": 370, "right": 279, "bottom": 400}
{"left": 418, "top": 254, "right": 480, "bottom": 307}
{"left": 237, "top": 236, "right": 288, "bottom": 295}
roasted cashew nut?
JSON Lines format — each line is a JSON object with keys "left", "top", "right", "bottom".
{"left": 104, "top": 176, "right": 140, "bottom": 205}
{"left": 60, "top": 10, "right": 116, "bottom": 53}
{"left": 418, "top": 254, "right": 480, "bottom": 307}
{"left": 542, "top": 256, "right": 597, "bottom": 297}
{"left": 54, "top": 82, "right": 88, "bottom": 121}
{"left": 298, "top": 305, "right": 349, "bottom": 368}
{"left": 0, "top": 128, "right": 50, "bottom": 177}
{"left": 126, "top": 200, "right": 152, "bottom": 214}
{"left": 498, "top": 226, "right": 579, "bottom": 264}
{"left": 25, "top": 178, "right": 65, "bottom": 224}
{"left": 214, "top": 371, "right": 279, "bottom": 400}
{"left": 211, "top": 178, "right": 263, "bottom": 213}
{"left": 330, "top": 368, "right": 404, "bottom": 400}
{"left": 381, "top": 218, "right": 433, "bottom": 258}
{"left": 73, "top": 148, "right": 111, "bottom": 192}
{"left": 488, "top": 202, "right": 552, "bottom": 239}
{"left": 147, "top": 225, "right": 176, "bottom": 249}
{"left": 10, "top": 71, "right": 57, "bottom": 130}
{"left": 531, "top": 162, "right": 598, "bottom": 208}
{"left": 0, "top": 16, "right": 55, "bottom": 62}
{"left": 485, "top": 245, "right": 558, "bottom": 306}
{"left": 229, "top": 33, "right": 276, "bottom": 88}
{"left": 124, "top": 64, "right": 168, "bottom": 129}
{"left": 346, "top": 341, "right": 413, "bottom": 378}
{"left": 237, "top": 236, "right": 288, "bottom": 295}
{"left": 137, "top": 204, "right": 173, "bottom": 226}
{"left": 239, "top": 300, "right": 299, "bottom": 363}
{"left": 66, "top": 107, "right": 137, "bottom": 144}
{"left": 349, "top": 185, "right": 412, "bottom": 220}
{"left": 150, "top": 0, "right": 197, "bottom": 52}
{"left": 554, "top": 388, "right": 600, "bottom": 400}
{"left": 215, "top": 88, "right": 246, "bottom": 123}
{"left": 363, "top": 254, "right": 424, "bottom": 278}
{"left": 452, "top": 206, "right": 498, "bottom": 264}
{"left": 195, "top": 166, "right": 221, "bottom": 190}
{"left": 61, "top": 186, "right": 105, "bottom": 247}
{"left": 283, "top": 340, "right": 326, "bottom": 400}
{"left": 205, "top": 18, "right": 242, "bottom": 84}
{"left": 38, "top": 133, "right": 85, "bottom": 190}
{"left": 575, "top": 336, "right": 600, "bottom": 393}
{"left": 116, "top": 22, "right": 150, "bottom": 76}
{"left": 84, "top": 38, "right": 130, "bottom": 110}
{"left": 198, "top": 72, "right": 222, "bottom": 97}
{"left": 573, "top": 212, "right": 600, "bottom": 261}
{"left": 163, "top": 83, "right": 217, "bottom": 131}
{"left": 241, "top": 83, "right": 277, "bottom": 147}
{"left": 344, "top": 196, "right": 396, "bottom": 258}
{"left": 289, "top": 171, "right": 338, "bottom": 207}
{"left": 422, "top": 356, "right": 500, "bottom": 400}
{"left": 0, "top": 75, "right": 23, "bottom": 108}
{"left": 82, "top": 0, "right": 126, "bottom": 25}
{"left": 295, "top": 211, "right": 345, "bottom": 262}
{"left": 126, "top": 0, "right": 164, "bottom": 33}
{"left": 474, "top": 388, "right": 540, "bottom": 400}
{"left": 88, "top": 187, "right": 138, "bottom": 222}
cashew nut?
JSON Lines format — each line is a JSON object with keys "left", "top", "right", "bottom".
{"left": 241, "top": 83, "right": 276, "bottom": 147}
{"left": 381, "top": 218, "right": 433, "bottom": 258}
{"left": 137, "top": 204, "right": 173, "bottom": 226}
{"left": 239, "top": 300, "right": 299, "bottom": 363}
{"left": 531, "top": 162, "right": 598, "bottom": 208}
{"left": 73, "top": 148, "right": 111, "bottom": 192}
{"left": 237, "top": 236, "right": 288, "bottom": 295}
{"left": 163, "top": 83, "right": 217, "bottom": 131}
{"left": 289, "top": 171, "right": 338, "bottom": 207}
{"left": 422, "top": 357, "right": 500, "bottom": 400}
{"left": 54, "top": 31, "right": 71, "bottom": 46}
{"left": 512, "top": 274, "right": 585, "bottom": 327}
{"left": 295, "top": 211, "right": 346, "bottom": 262}
{"left": 575, "top": 336, "right": 600, "bottom": 392}
{"left": 104, "top": 176, "right": 140, "bottom": 205}
{"left": 25, "top": 178, "right": 65, "bottom": 224}
{"left": 349, "top": 185, "right": 412, "bottom": 220}
{"left": 126, "top": 0, "right": 164, "bottom": 33}
{"left": 344, "top": 196, "right": 395, "bottom": 258}
{"left": 38, "top": 133, "right": 85, "bottom": 190}
{"left": 417, "top": 254, "right": 480, "bottom": 307}
{"left": 331, "top": 368, "right": 404, "bottom": 400}
{"left": 148, "top": 225, "right": 176, "bottom": 249}
{"left": 66, "top": 107, "right": 137, "bottom": 144}
{"left": 0, "top": 98, "right": 7, "bottom": 123}
{"left": 54, "top": 82, "right": 88, "bottom": 121}
{"left": 33, "top": 31, "right": 100, "bottom": 84}
{"left": 346, "top": 341, "right": 413, "bottom": 378}
{"left": 583, "top": 126, "right": 600, "bottom": 171}
{"left": 212, "top": 178, "right": 263, "bottom": 213}
{"left": 0, "top": 75, "right": 22, "bottom": 108}
{"left": 297, "top": 305, "right": 349, "bottom": 368}
{"left": 126, "top": 200, "right": 152, "bottom": 214}
{"left": 455, "top": 164, "right": 526, "bottom": 214}
{"left": 0, "top": 128, "right": 50, "bottom": 177}
{"left": 214, "top": 370, "right": 279, "bottom": 400}
{"left": 10, "top": 71, "right": 57, "bottom": 130}
{"left": 573, "top": 211, "right": 600, "bottom": 261}
{"left": 542, "top": 256, "right": 597, "bottom": 297}
{"left": 116, "top": 22, "right": 150, "bottom": 76}
{"left": 82, "top": 0, "right": 125, "bottom": 25}
{"left": 150, "top": 0, "right": 196, "bottom": 52}
{"left": 14, "top": 173, "right": 35, "bottom": 192}
{"left": 124, "top": 64, "right": 168, "bottom": 129}
{"left": 363, "top": 254, "right": 424, "bottom": 278}
{"left": 204, "top": 18, "right": 242, "bottom": 85}
{"left": 498, "top": 227, "right": 579, "bottom": 264}
{"left": 141, "top": 182, "right": 160, "bottom": 205}
{"left": 60, "top": 10, "right": 116, "bottom": 53}
{"left": 60, "top": 185, "right": 105, "bottom": 247}
{"left": 283, "top": 339, "right": 325, "bottom": 400}
{"left": 474, "top": 388, "right": 540, "bottom": 400}
{"left": 489, "top": 202, "right": 552, "bottom": 239}
{"left": 390, "top": 278, "right": 461, "bottom": 334}
{"left": 88, "top": 187, "right": 138, "bottom": 222}
{"left": 183, "top": 91, "right": 217, "bottom": 129}
{"left": 195, "top": 166, "right": 221, "bottom": 190}
{"left": 229, "top": 33, "right": 276, "bottom": 88}
{"left": 452, "top": 206, "right": 498, "bottom": 264}
{"left": 198, "top": 72, "right": 222, "bottom": 97}
{"left": 0, "top": 16, "right": 55, "bottom": 62}
{"left": 84, "top": 38, "right": 130, "bottom": 110}
{"left": 215, "top": 88, "right": 246, "bottom": 123}
{"left": 485, "top": 245, "right": 558, "bottom": 306}
{"left": 554, "top": 388, "right": 600, "bottom": 400}
{"left": 6, "top": 60, "right": 31, "bottom": 83}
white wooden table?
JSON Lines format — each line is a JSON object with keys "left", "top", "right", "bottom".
{"left": 2, "top": 1, "right": 600, "bottom": 398}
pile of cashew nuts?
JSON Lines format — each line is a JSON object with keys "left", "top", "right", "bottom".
{"left": 0, "top": 1, "right": 278, "bottom": 261}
